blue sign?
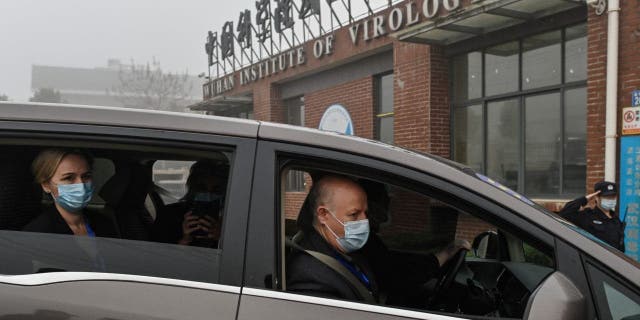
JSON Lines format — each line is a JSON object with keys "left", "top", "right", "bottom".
{"left": 633, "top": 90, "right": 640, "bottom": 107}
{"left": 318, "top": 104, "right": 354, "bottom": 135}
{"left": 619, "top": 136, "right": 640, "bottom": 261}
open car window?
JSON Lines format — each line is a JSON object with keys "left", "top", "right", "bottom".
{"left": 278, "top": 163, "right": 555, "bottom": 319}
{"left": 0, "top": 140, "right": 237, "bottom": 285}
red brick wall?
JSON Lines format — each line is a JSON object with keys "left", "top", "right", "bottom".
{"left": 253, "top": 82, "right": 286, "bottom": 122}
{"left": 584, "top": 1, "right": 640, "bottom": 197}
{"left": 393, "top": 42, "right": 450, "bottom": 157}
{"left": 304, "top": 77, "right": 375, "bottom": 139}
{"left": 455, "top": 214, "right": 496, "bottom": 243}
{"left": 586, "top": 8, "right": 608, "bottom": 193}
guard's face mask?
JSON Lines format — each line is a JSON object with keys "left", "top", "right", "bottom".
{"left": 600, "top": 198, "right": 617, "bottom": 211}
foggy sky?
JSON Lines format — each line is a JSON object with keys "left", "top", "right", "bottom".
{"left": 0, "top": 0, "right": 379, "bottom": 102}
{"left": 0, "top": 0, "right": 248, "bottom": 101}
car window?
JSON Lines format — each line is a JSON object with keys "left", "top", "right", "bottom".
{"left": 0, "top": 140, "right": 243, "bottom": 286}
{"left": 587, "top": 263, "right": 640, "bottom": 320}
{"left": 279, "top": 163, "right": 555, "bottom": 319}
{"left": 152, "top": 160, "right": 195, "bottom": 204}
{"left": 89, "top": 158, "right": 116, "bottom": 205}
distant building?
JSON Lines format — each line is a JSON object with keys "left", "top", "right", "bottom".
{"left": 31, "top": 59, "right": 202, "bottom": 111}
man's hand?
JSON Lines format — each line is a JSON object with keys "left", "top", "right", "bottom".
{"left": 583, "top": 190, "right": 601, "bottom": 210}
{"left": 435, "top": 239, "right": 471, "bottom": 267}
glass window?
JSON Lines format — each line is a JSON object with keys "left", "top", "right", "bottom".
{"left": 376, "top": 73, "right": 394, "bottom": 144}
{"left": 284, "top": 97, "right": 306, "bottom": 192}
{"left": 487, "top": 99, "right": 520, "bottom": 190}
{"left": 565, "top": 23, "right": 587, "bottom": 82}
{"left": 522, "top": 31, "right": 561, "bottom": 90}
{"left": 564, "top": 87, "right": 587, "bottom": 194}
{"left": 379, "top": 74, "right": 394, "bottom": 114}
{"left": 153, "top": 160, "right": 194, "bottom": 204}
{"left": 525, "top": 93, "right": 561, "bottom": 196}
{"left": 587, "top": 263, "right": 640, "bottom": 320}
{"left": 452, "top": 52, "right": 482, "bottom": 101}
{"left": 452, "top": 24, "right": 587, "bottom": 198}
{"left": 4, "top": 144, "right": 236, "bottom": 285}
{"left": 286, "top": 96, "right": 305, "bottom": 126}
{"left": 485, "top": 41, "right": 519, "bottom": 97}
{"left": 454, "top": 104, "right": 483, "bottom": 172}
{"left": 378, "top": 117, "right": 394, "bottom": 145}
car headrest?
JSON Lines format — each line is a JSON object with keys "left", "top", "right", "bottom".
{"left": 99, "top": 162, "right": 151, "bottom": 207}
{"left": 99, "top": 163, "right": 131, "bottom": 206}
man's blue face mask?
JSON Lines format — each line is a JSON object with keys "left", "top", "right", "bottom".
{"left": 53, "top": 182, "right": 94, "bottom": 213}
{"left": 323, "top": 208, "right": 370, "bottom": 253}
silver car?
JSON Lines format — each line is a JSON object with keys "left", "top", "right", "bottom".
{"left": 0, "top": 102, "right": 638, "bottom": 320}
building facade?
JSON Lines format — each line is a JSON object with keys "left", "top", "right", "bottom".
{"left": 193, "top": 0, "right": 640, "bottom": 212}
{"left": 32, "top": 60, "right": 201, "bottom": 111}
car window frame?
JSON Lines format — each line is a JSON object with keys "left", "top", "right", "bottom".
{"left": 0, "top": 120, "right": 256, "bottom": 287}
{"left": 584, "top": 257, "right": 640, "bottom": 320}
{"left": 245, "top": 139, "right": 556, "bottom": 319}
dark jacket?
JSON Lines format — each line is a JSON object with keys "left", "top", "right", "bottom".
{"left": 151, "top": 201, "right": 218, "bottom": 248}
{"left": 559, "top": 197, "right": 625, "bottom": 251}
{"left": 23, "top": 205, "right": 119, "bottom": 238}
{"left": 287, "top": 228, "right": 379, "bottom": 302}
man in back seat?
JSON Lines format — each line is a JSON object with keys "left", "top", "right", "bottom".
{"left": 152, "top": 160, "right": 228, "bottom": 248}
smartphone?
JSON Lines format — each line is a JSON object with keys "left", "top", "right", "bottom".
{"left": 190, "top": 193, "right": 222, "bottom": 237}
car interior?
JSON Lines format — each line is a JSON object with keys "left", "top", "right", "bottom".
{"left": 0, "top": 141, "right": 232, "bottom": 283}
{"left": 279, "top": 164, "right": 556, "bottom": 319}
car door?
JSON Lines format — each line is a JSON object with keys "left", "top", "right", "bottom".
{"left": 240, "top": 129, "right": 584, "bottom": 320}
{"left": 0, "top": 117, "right": 256, "bottom": 320}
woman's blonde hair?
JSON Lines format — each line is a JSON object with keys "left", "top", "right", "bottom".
{"left": 32, "top": 148, "right": 94, "bottom": 184}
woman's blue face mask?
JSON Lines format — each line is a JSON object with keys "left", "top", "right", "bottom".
{"left": 52, "top": 182, "right": 94, "bottom": 213}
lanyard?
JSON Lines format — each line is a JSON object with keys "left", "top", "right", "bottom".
{"left": 333, "top": 254, "right": 371, "bottom": 289}
{"left": 85, "top": 221, "right": 96, "bottom": 237}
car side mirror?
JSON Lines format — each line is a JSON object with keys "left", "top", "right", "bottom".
{"left": 471, "top": 231, "right": 499, "bottom": 259}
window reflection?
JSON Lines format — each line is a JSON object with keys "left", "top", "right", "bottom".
{"left": 525, "top": 93, "right": 561, "bottom": 195}
{"left": 453, "top": 52, "right": 482, "bottom": 101}
{"left": 485, "top": 42, "right": 519, "bottom": 97}
{"left": 522, "top": 31, "right": 561, "bottom": 90}
{"left": 564, "top": 87, "right": 587, "bottom": 194}
{"left": 487, "top": 99, "right": 520, "bottom": 190}
{"left": 454, "top": 105, "right": 483, "bottom": 172}
{"left": 565, "top": 23, "right": 587, "bottom": 82}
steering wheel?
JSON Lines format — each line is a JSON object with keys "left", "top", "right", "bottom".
{"left": 427, "top": 248, "right": 466, "bottom": 308}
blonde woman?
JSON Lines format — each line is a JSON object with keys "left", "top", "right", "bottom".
{"left": 23, "top": 148, "right": 117, "bottom": 237}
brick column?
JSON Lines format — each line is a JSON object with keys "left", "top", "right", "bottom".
{"left": 393, "top": 41, "right": 450, "bottom": 157}
{"left": 586, "top": 10, "right": 607, "bottom": 191}
{"left": 253, "top": 81, "right": 286, "bottom": 123}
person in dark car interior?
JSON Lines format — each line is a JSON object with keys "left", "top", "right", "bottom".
{"left": 286, "top": 174, "right": 470, "bottom": 304}
{"left": 23, "top": 148, "right": 118, "bottom": 238}
{"left": 152, "top": 159, "right": 228, "bottom": 248}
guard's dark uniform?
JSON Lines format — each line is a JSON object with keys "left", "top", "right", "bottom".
{"left": 559, "top": 197, "right": 625, "bottom": 251}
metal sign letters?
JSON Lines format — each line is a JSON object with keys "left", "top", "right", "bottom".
{"left": 203, "top": 0, "right": 461, "bottom": 99}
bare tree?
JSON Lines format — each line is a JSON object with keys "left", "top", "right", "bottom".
{"left": 0, "top": 94, "right": 8, "bottom": 101}
{"left": 30, "top": 88, "right": 64, "bottom": 103}
{"left": 110, "top": 59, "right": 194, "bottom": 112}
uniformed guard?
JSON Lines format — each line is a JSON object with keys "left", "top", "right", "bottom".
{"left": 559, "top": 181, "right": 625, "bottom": 251}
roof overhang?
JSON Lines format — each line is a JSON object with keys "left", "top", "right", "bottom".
{"left": 394, "top": 0, "right": 584, "bottom": 46}
{"left": 189, "top": 95, "right": 253, "bottom": 112}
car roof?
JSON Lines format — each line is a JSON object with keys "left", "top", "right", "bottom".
{"left": 0, "top": 102, "right": 259, "bottom": 138}
{"left": 2, "top": 102, "right": 639, "bottom": 285}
